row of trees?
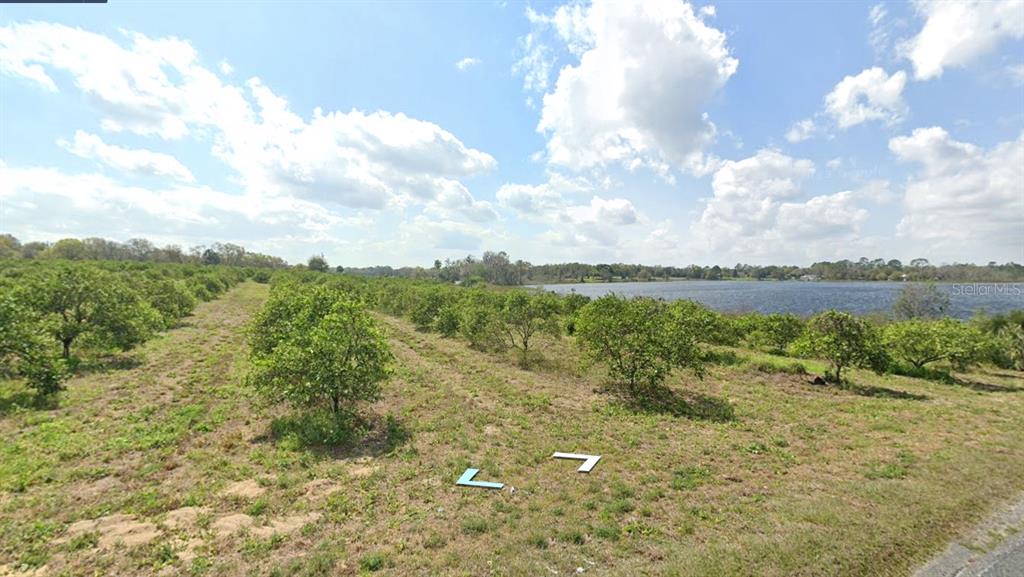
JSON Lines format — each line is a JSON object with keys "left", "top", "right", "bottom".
{"left": 343, "top": 251, "right": 1024, "bottom": 285}
{"left": 269, "top": 275, "right": 1022, "bottom": 405}
{"left": 0, "top": 235, "right": 289, "bottom": 269}
{"left": 0, "top": 260, "right": 255, "bottom": 395}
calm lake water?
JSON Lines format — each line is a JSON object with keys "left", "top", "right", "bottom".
{"left": 533, "top": 281, "right": 1024, "bottom": 319}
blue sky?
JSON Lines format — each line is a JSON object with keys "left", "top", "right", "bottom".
{"left": 1, "top": 0, "right": 1022, "bottom": 266}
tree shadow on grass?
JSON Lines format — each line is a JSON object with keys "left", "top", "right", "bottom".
{"left": 71, "top": 354, "right": 143, "bottom": 376}
{"left": 840, "top": 382, "right": 929, "bottom": 401}
{"left": 0, "top": 387, "right": 58, "bottom": 417}
{"left": 949, "top": 377, "right": 1023, "bottom": 394}
{"left": 603, "top": 383, "right": 736, "bottom": 422}
{"left": 254, "top": 410, "right": 411, "bottom": 459}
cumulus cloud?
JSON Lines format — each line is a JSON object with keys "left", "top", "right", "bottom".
{"left": 58, "top": 130, "right": 195, "bottom": 182}
{"left": 785, "top": 118, "right": 816, "bottom": 143}
{"left": 0, "top": 162, "right": 348, "bottom": 244}
{"left": 691, "top": 150, "right": 869, "bottom": 261}
{"left": 524, "top": 0, "right": 738, "bottom": 175}
{"left": 455, "top": 57, "right": 481, "bottom": 71}
{"left": 498, "top": 172, "right": 638, "bottom": 248}
{"left": 889, "top": 127, "right": 1024, "bottom": 261}
{"left": 824, "top": 67, "right": 908, "bottom": 129}
{"left": 0, "top": 21, "right": 498, "bottom": 241}
{"left": 901, "top": 0, "right": 1024, "bottom": 80}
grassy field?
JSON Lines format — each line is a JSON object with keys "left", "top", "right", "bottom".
{"left": 1, "top": 282, "right": 1023, "bottom": 576}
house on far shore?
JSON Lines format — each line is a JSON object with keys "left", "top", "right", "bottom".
{"left": 799, "top": 274, "right": 820, "bottom": 282}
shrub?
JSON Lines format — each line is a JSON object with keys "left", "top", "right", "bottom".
{"left": 501, "top": 291, "right": 561, "bottom": 363}
{"left": 669, "top": 300, "right": 738, "bottom": 346}
{"left": 434, "top": 302, "right": 461, "bottom": 337}
{"left": 575, "top": 295, "right": 703, "bottom": 398}
{"left": 882, "top": 319, "right": 985, "bottom": 371}
{"left": 410, "top": 289, "right": 445, "bottom": 331}
{"left": 792, "top": 310, "right": 885, "bottom": 383}
{"left": 19, "top": 265, "right": 162, "bottom": 359}
{"left": 458, "top": 292, "right": 506, "bottom": 351}
{"left": 249, "top": 285, "right": 392, "bottom": 416}
{"left": 745, "top": 313, "right": 805, "bottom": 353}
{"left": 0, "top": 295, "right": 67, "bottom": 395}
{"left": 560, "top": 292, "right": 591, "bottom": 335}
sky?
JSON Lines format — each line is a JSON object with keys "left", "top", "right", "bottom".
{"left": 0, "top": 0, "right": 1022, "bottom": 267}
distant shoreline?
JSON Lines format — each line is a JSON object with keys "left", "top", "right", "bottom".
{"left": 527, "top": 278, "right": 1024, "bottom": 286}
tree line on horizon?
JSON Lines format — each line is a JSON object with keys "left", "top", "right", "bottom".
{"left": 0, "top": 235, "right": 288, "bottom": 269}
{"left": 4, "top": 235, "right": 1021, "bottom": 284}
{"left": 344, "top": 251, "right": 1024, "bottom": 285}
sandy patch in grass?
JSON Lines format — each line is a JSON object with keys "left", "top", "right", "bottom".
{"left": 211, "top": 513, "right": 255, "bottom": 537}
{"left": 64, "top": 513, "right": 160, "bottom": 548}
{"left": 162, "top": 506, "right": 209, "bottom": 531}
{"left": 251, "top": 512, "right": 322, "bottom": 538}
{"left": 222, "top": 479, "right": 265, "bottom": 499}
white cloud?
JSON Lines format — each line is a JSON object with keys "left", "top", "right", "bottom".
{"left": 825, "top": 67, "right": 907, "bottom": 129}
{"left": 889, "top": 127, "right": 1024, "bottom": 261}
{"left": 690, "top": 150, "right": 870, "bottom": 261}
{"left": 513, "top": 32, "right": 556, "bottom": 92}
{"left": 0, "top": 21, "right": 497, "bottom": 216}
{"left": 525, "top": 0, "right": 738, "bottom": 175}
{"left": 1007, "top": 63, "right": 1024, "bottom": 86}
{"left": 58, "top": 130, "right": 195, "bottom": 182}
{"left": 785, "top": 118, "right": 816, "bottom": 143}
{"left": 901, "top": 0, "right": 1024, "bottom": 80}
{"left": 219, "top": 59, "right": 233, "bottom": 75}
{"left": 455, "top": 57, "right": 481, "bottom": 71}
{"left": 498, "top": 172, "right": 638, "bottom": 248}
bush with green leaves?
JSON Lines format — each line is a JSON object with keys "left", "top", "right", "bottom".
{"left": 249, "top": 283, "right": 392, "bottom": 416}
{"left": 560, "top": 292, "right": 591, "bottom": 335}
{"left": 996, "top": 324, "right": 1024, "bottom": 370}
{"left": 668, "top": 300, "right": 739, "bottom": 346}
{"left": 434, "top": 302, "right": 462, "bottom": 337}
{"left": 410, "top": 289, "right": 445, "bottom": 331}
{"left": 883, "top": 318, "right": 985, "bottom": 371}
{"left": 792, "top": 310, "right": 886, "bottom": 383}
{"left": 575, "top": 295, "right": 703, "bottom": 397}
{"left": 142, "top": 278, "right": 197, "bottom": 329}
{"left": 0, "top": 295, "right": 67, "bottom": 395}
{"left": 744, "top": 313, "right": 805, "bottom": 354}
{"left": 500, "top": 291, "right": 562, "bottom": 363}
{"left": 17, "top": 265, "right": 162, "bottom": 359}
{"left": 973, "top": 310, "right": 1024, "bottom": 370}
{"left": 458, "top": 292, "right": 506, "bottom": 352}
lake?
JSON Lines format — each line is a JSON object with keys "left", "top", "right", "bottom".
{"left": 532, "top": 280, "right": 1024, "bottom": 319}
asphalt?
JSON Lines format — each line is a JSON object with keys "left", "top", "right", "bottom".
{"left": 912, "top": 494, "right": 1024, "bottom": 577}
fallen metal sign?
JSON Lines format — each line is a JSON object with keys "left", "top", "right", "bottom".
{"left": 552, "top": 452, "right": 601, "bottom": 473}
{"left": 457, "top": 452, "right": 603, "bottom": 489}
{"left": 456, "top": 468, "right": 504, "bottom": 489}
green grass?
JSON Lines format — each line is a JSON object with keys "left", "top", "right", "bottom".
{"left": 0, "top": 282, "right": 1022, "bottom": 576}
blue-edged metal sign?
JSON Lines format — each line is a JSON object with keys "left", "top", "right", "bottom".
{"left": 456, "top": 468, "right": 504, "bottom": 489}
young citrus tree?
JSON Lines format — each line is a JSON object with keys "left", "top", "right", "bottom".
{"left": 883, "top": 319, "right": 984, "bottom": 371}
{"left": 20, "top": 265, "right": 161, "bottom": 359}
{"left": 500, "top": 291, "right": 561, "bottom": 364}
{"left": 792, "top": 310, "right": 885, "bottom": 383}
{"left": 746, "top": 313, "right": 805, "bottom": 354}
{"left": 249, "top": 285, "right": 392, "bottom": 416}
{"left": 575, "top": 295, "right": 702, "bottom": 399}
{"left": 0, "top": 294, "right": 67, "bottom": 395}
